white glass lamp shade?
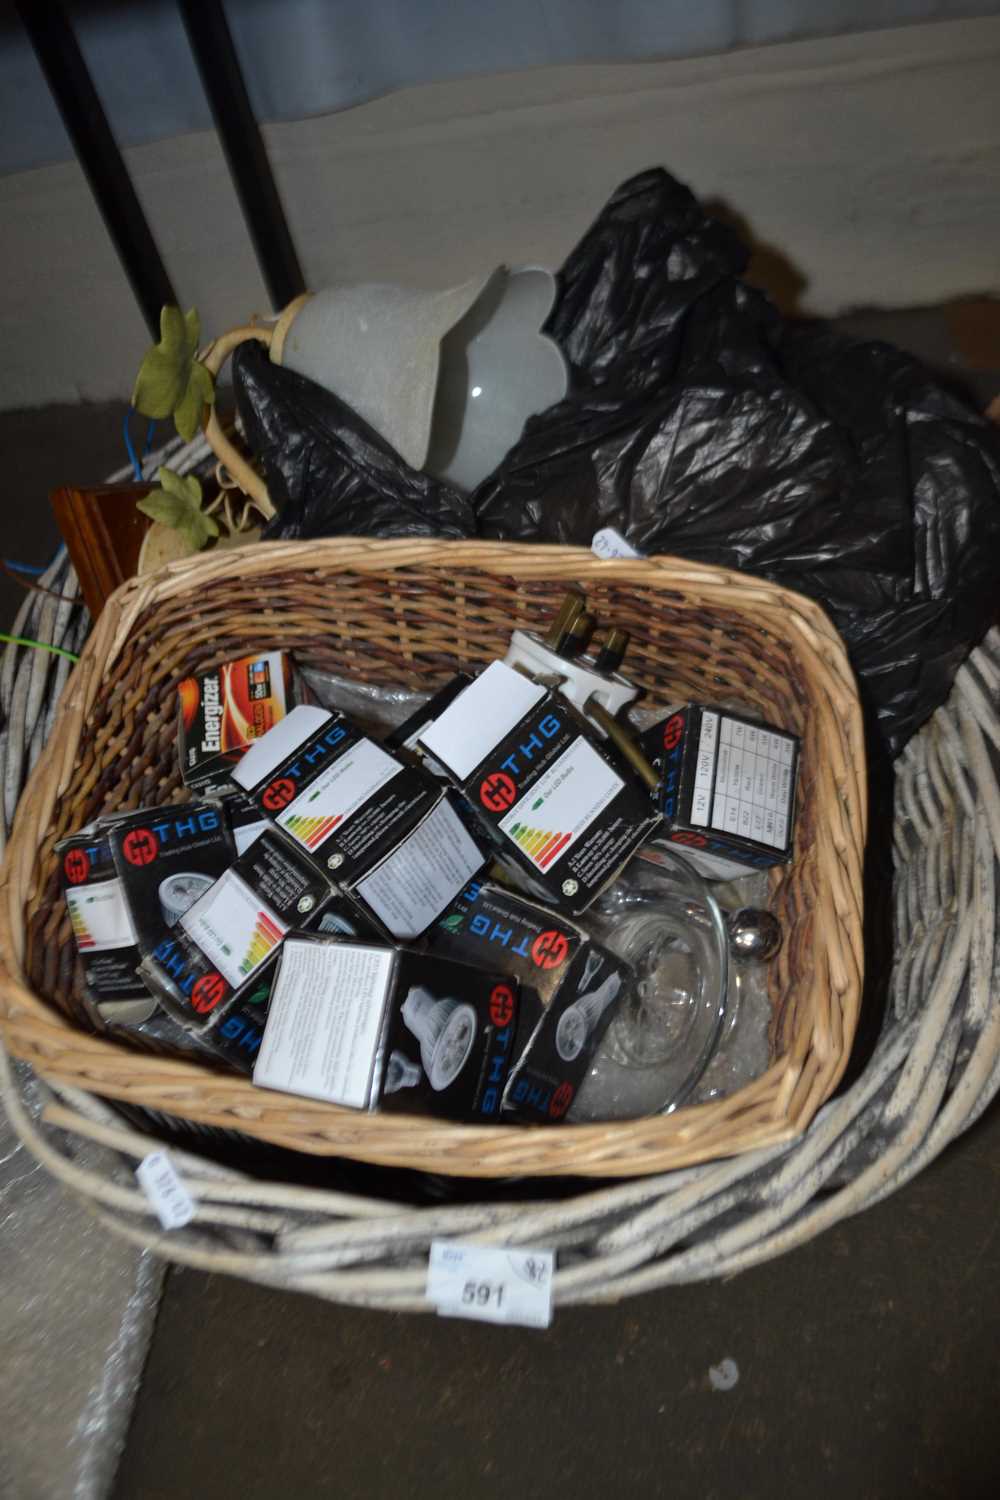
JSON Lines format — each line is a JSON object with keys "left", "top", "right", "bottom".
{"left": 272, "top": 274, "right": 493, "bottom": 472}
{"left": 271, "top": 267, "right": 568, "bottom": 492}
{"left": 425, "top": 267, "right": 569, "bottom": 492}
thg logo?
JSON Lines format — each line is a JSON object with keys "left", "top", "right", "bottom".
{"left": 495, "top": 715, "right": 561, "bottom": 779}
{"left": 263, "top": 778, "right": 295, "bottom": 812}
{"left": 121, "top": 808, "right": 222, "bottom": 864}
{"left": 122, "top": 827, "right": 159, "bottom": 866}
{"left": 260, "top": 722, "right": 349, "bottom": 810}
{"left": 531, "top": 930, "right": 569, "bottom": 969}
{"left": 480, "top": 771, "right": 517, "bottom": 812}
{"left": 191, "top": 972, "right": 227, "bottom": 1013}
{"left": 63, "top": 848, "right": 91, "bottom": 884}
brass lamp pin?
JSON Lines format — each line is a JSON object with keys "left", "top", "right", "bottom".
{"left": 543, "top": 591, "right": 586, "bottom": 654}
{"left": 559, "top": 611, "right": 596, "bottom": 660}
{"left": 582, "top": 697, "right": 659, "bottom": 792}
{"left": 593, "top": 629, "right": 630, "bottom": 675}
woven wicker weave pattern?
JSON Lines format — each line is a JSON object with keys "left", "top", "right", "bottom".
{"left": 1, "top": 547, "right": 996, "bottom": 1311}
{"left": 0, "top": 539, "right": 865, "bottom": 1176}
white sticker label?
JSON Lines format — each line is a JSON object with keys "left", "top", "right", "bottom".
{"left": 136, "top": 1151, "right": 196, "bottom": 1231}
{"left": 180, "top": 870, "right": 287, "bottom": 988}
{"left": 427, "top": 1241, "right": 555, "bottom": 1328}
{"left": 401, "top": 719, "right": 434, "bottom": 754}
{"left": 419, "top": 662, "right": 547, "bottom": 783}
{"left": 276, "top": 737, "right": 403, "bottom": 852}
{"left": 232, "top": 704, "right": 333, "bottom": 788}
{"left": 697, "top": 712, "right": 795, "bottom": 850}
{"left": 66, "top": 879, "right": 136, "bottom": 952}
{"left": 355, "top": 797, "right": 484, "bottom": 940}
{"left": 592, "top": 527, "right": 642, "bottom": 560}
{"left": 401, "top": 721, "right": 450, "bottom": 781}
{"left": 499, "top": 736, "right": 623, "bottom": 871}
{"left": 253, "top": 939, "right": 395, "bottom": 1109}
{"left": 233, "top": 818, "right": 269, "bottom": 855}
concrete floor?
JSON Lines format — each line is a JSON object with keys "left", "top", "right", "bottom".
{"left": 114, "top": 1108, "right": 1000, "bottom": 1500}
{"left": 2, "top": 306, "right": 999, "bottom": 1500}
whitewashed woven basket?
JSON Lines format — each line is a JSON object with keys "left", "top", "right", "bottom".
{"left": 1, "top": 434, "right": 997, "bottom": 1310}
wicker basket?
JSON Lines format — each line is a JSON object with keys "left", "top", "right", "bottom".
{"left": 0, "top": 538, "right": 865, "bottom": 1178}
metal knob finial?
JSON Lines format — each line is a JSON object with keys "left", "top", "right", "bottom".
{"left": 726, "top": 908, "right": 783, "bottom": 963}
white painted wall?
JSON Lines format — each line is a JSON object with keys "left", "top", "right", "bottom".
{"left": 2, "top": 17, "right": 998, "bottom": 410}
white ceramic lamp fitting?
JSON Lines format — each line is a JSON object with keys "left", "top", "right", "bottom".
{"left": 401, "top": 986, "right": 478, "bottom": 1091}
{"left": 555, "top": 972, "right": 624, "bottom": 1063}
{"left": 503, "top": 631, "right": 639, "bottom": 721}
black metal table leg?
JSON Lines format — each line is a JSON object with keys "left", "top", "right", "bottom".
{"left": 177, "top": 0, "right": 306, "bottom": 311}
{"left": 16, "top": 0, "right": 177, "bottom": 339}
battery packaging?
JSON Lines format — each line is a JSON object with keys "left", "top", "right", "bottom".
{"left": 430, "top": 880, "right": 632, "bottom": 1121}
{"left": 254, "top": 935, "right": 520, "bottom": 1121}
{"left": 58, "top": 830, "right": 147, "bottom": 1004}
{"left": 177, "top": 649, "right": 305, "bottom": 791}
{"left": 640, "top": 705, "right": 800, "bottom": 880}
{"left": 232, "top": 704, "right": 486, "bottom": 940}
{"left": 138, "top": 825, "right": 335, "bottom": 1033}
{"left": 418, "top": 661, "right": 660, "bottom": 915}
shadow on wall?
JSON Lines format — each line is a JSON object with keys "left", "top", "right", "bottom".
{"left": 705, "top": 195, "right": 1000, "bottom": 413}
{"left": 704, "top": 197, "right": 809, "bottom": 317}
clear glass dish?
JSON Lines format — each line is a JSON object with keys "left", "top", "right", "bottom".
{"left": 569, "top": 842, "right": 729, "bottom": 1122}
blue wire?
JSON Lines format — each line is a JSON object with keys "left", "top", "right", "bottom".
{"left": 3, "top": 558, "right": 48, "bottom": 575}
{"left": 123, "top": 407, "right": 144, "bottom": 482}
{"left": 143, "top": 418, "right": 156, "bottom": 456}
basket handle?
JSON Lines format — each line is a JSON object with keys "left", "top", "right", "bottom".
{"left": 201, "top": 324, "right": 277, "bottom": 519}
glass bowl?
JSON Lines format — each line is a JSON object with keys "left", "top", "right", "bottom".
{"left": 569, "top": 842, "right": 729, "bottom": 1122}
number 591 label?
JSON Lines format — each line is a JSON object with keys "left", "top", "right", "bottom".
{"left": 427, "top": 1241, "right": 555, "bottom": 1329}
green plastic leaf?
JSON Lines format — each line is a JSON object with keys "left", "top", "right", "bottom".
{"left": 131, "top": 307, "right": 194, "bottom": 418}
{"left": 137, "top": 469, "right": 219, "bottom": 552}
{"left": 132, "top": 306, "right": 215, "bottom": 439}
{"left": 173, "top": 359, "right": 215, "bottom": 441}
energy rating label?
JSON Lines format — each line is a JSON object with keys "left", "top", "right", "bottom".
{"left": 181, "top": 870, "right": 288, "bottom": 988}
{"left": 499, "top": 738, "right": 623, "bottom": 871}
{"left": 504, "top": 816, "right": 572, "bottom": 871}
{"left": 65, "top": 881, "right": 136, "bottom": 951}
{"left": 239, "top": 908, "right": 285, "bottom": 975}
{"left": 277, "top": 738, "right": 402, "bottom": 851}
{"left": 693, "top": 711, "right": 796, "bottom": 851}
{"left": 279, "top": 809, "right": 343, "bottom": 851}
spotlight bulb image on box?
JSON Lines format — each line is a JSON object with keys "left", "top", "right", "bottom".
{"left": 555, "top": 971, "right": 623, "bottom": 1062}
{"left": 383, "top": 1050, "right": 422, "bottom": 1094}
{"left": 158, "top": 872, "right": 215, "bottom": 926}
{"left": 401, "top": 986, "right": 477, "bottom": 1090}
